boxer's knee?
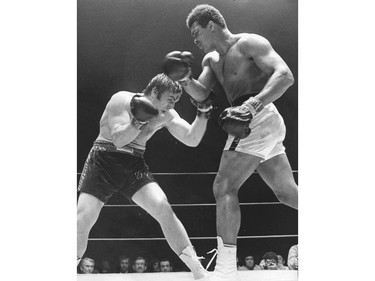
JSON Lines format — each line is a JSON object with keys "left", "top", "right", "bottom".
{"left": 213, "top": 174, "right": 239, "bottom": 201}
{"left": 77, "top": 207, "right": 97, "bottom": 231}
{"left": 274, "top": 189, "right": 289, "bottom": 204}
{"left": 151, "top": 198, "right": 175, "bottom": 222}
{"left": 273, "top": 181, "right": 298, "bottom": 205}
{"left": 77, "top": 195, "right": 102, "bottom": 230}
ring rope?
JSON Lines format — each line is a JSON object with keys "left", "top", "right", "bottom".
{"left": 88, "top": 234, "right": 297, "bottom": 241}
{"left": 104, "top": 202, "right": 283, "bottom": 207}
{"left": 77, "top": 171, "right": 298, "bottom": 176}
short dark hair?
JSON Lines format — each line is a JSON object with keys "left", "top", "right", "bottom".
{"left": 143, "top": 73, "right": 182, "bottom": 99}
{"left": 119, "top": 255, "right": 130, "bottom": 262}
{"left": 134, "top": 256, "right": 147, "bottom": 265}
{"left": 186, "top": 4, "right": 226, "bottom": 29}
{"left": 262, "top": 252, "right": 277, "bottom": 262}
{"left": 159, "top": 258, "right": 172, "bottom": 266}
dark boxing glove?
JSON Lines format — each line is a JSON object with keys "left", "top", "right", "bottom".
{"left": 218, "top": 97, "right": 265, "bottom": 139}
{"left": 130, "top": 95, "right": 159, "bottom": 130}
{"left": 190, "top": 91, "right": 214, "bottom": 119}
{"left": 162, "top": 51, "right": 194, "bottom": 83}
{"left": 218, "top": 105, "right": 252, "bottom": 139}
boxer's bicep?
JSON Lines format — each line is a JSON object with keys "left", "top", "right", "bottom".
{"left": 107, "top": 96, "right": 131, "bottom": 135}
{"left": 197, "top": 55, "right": 217, "bottom": 90}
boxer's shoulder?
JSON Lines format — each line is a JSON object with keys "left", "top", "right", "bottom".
{"left": 203, "top": 51, "right": 219, "bottom": 65}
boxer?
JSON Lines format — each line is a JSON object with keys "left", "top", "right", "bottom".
{"left": 77, "top": 73, "right": 213, "bottom": 279}
{"left": 163, "top": 4, "right": 298, "bottom": 281}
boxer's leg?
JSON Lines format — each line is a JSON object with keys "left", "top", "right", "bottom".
{"left": 132, "top": 182, "right": 207, "bottom": 279}
{"left": 77, "top": 192, "right": 104, "bottom": 262}
{"left": 214, "top": 150, "right": 261, "bottom": 244}
{"left": 257, "top": 153, "right": 298, "bottom": 209}
{"left": 212, "top": 150, "right": 261, "bottom": 280}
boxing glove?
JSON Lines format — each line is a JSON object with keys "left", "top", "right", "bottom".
{"left": 218, "top": 97, "right": 264, "bottom": 138}
{"left": 217, "top": 105, "right": 253, "bottom": 139}
{"left": 130, "top": 95, "right": 159, "bottom": 129}
{"left": 163, "top": 51, "right": 194, "bottom": 82}
{"left": 190, "top": 91, "right": 214, "bottom": 119}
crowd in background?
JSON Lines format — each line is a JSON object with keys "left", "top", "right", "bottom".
{"left": 78, "top": 244, "right": 298, "bottom": 274}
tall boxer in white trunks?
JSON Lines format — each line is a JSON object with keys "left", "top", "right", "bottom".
{"left": 163, "top": 4, "right": 298, "bottom": 281}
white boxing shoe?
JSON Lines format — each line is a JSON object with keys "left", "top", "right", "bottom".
{"left": 211, "top": 237, "right": 241, "bottom": 281}
{"left": 179, "top": 245, "right": 209, "bottom": 280}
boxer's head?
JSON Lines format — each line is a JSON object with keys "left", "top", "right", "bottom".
{"left": 186, "top": 4, "right": 226, "bottom": 29}
{"left": 143, "top": 74, "right": 182, "bottom": 112}
{"left": 186, "top": 5, "right": 228, "bottom": 53}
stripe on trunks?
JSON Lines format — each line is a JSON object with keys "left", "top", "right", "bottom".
{"left": 229, "top": 137, "right": 240, "bottom": 150}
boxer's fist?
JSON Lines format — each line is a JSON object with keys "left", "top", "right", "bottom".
{"left": 218, "top": 106, "right": 253, "bottom": 139}
{"left": 190, "top": 91, "right": 214, "bottom": 119}
{"left": 130, "top": 95, "right": 159, "bottom": 122}
{"left": 190, "top": 91, "right": 214, "bottom": 112}
{"left": 163, "top": 51, "right": 194, "bottom": 81}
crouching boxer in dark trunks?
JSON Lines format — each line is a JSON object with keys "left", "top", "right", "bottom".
{"left": 77, "top": 73, "right": 213, "bottom": 279}
{"left": 163, "top": 4, "right": 298, "bottom": 281}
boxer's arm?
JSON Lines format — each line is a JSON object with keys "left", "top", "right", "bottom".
{"left": 182, "top": 54, "right": 217, "bottom": 102}
{"left": 165, "top": 109, "right": 208, "bottom": 147}
{"left": 239, "top": 34, "right": 294, "bottom": 106}
{"left": 107, "top": 93, "right": 142, "bottom": 147}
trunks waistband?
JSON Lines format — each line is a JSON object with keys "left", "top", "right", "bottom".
{"left": 231, "top": 93, "right": 259, "bottom": 107}
{"left": 93, "top": 140, "right": 145, "bottom": 157}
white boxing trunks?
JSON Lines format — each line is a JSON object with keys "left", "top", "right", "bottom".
{"left": 223, "top": 102, "right": 286, "bottom": 162}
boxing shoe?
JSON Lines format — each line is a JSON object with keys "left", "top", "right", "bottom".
{"left": 179, "top": 245, "right": 209, "bottom": 280}
{"left": 212, "top": 237, "right": 240, "bottom": 281}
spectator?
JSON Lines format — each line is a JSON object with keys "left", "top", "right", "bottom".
{"left": 287, "top": 245, "right": 298, "bottom": 270}
{"left": 159, "top": 258, "right": 173, "bottom": 272}
{"left": 238, "top": 254, "right": 262, "bottom": 270}
{"left": 259, "top": 252, "right": 278, "bottom": 270}
{"left": 132, "top": 256, "right": 148, "bottom": 273}
{"left": 150, "top": 258, "right": 160, "bottom": 272}
{"left": 79, "top": 257, "right": 96, "bottom": 274}
{"left": 99, "top": 259, "right": 114, "bottom": 273}
{"left": 277, "top": 254, "right": 289, "bottom": 270}
{"left": 118, "top": 255, "right": 131, "bottom": 273}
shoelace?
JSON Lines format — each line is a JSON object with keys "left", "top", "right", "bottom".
{"left": 205, "top": 248, "right": 218, "bottom": 270}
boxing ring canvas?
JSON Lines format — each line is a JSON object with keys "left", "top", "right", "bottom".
{"left": 78, "top": 0, "right": 298, "bottom": 277}
{"left": 77, "top": 271, "right": 298, "bottom": 281}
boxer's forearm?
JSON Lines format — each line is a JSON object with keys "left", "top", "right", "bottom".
{"left": 181, "top": 78, "right": 211, "bottom": 102}
{"left": 111, "top": 124, "right": 141, "bottom": 147}
{"left": 182, "top": 117, "right": 208, "bottom": 147}
{"left": 255, "top": 68, "right": 294, "bottom": 105}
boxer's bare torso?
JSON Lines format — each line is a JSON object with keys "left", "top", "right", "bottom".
{"left": 96, "top": 91, "right": 173, "bottom": 148}
{"left": 205, "top": 34, "right": 270, "bottom": 104}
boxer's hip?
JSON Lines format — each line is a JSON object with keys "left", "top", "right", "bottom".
{"left": 93, "top": 140, "right": 145, "bottom": 157}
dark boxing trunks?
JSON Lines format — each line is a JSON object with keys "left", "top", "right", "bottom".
{"left": 78, "top": 141, "right": 157, "bottom": 203}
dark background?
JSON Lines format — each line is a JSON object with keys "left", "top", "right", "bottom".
{"left": 78, "top": 0, "right": 298, "bottom": 272}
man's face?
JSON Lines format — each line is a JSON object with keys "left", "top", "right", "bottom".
{"left": 190, "top": 22, "right": 214, "bottom": 53}
{"left": 120, "top": 258, "right": 129, "bottom": 272}
{"left": 153, "top": 90, "right": 181, "bottom": 112}
{"left": 277, "top": 255, "right": 284, "bottom": 264}
{"left": 80, "top": 260, "right": 95, "bottom": 274}
{"left": 133, "top": 259, "right": 147, "bottom": 273}
{"left": 101, "top": 260, "right": 111, "bottom": 273}
{"left": 152, "top": 261, "right": 160, "bottom": 272}
{"left": 245, "top": 256, "right": 255, "bottom": 269}
{"left": 264, "top": 259, "right": 278, "bottom": 270}
{"left": 160, "top": 261, "right": 172, "bottom": 272}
